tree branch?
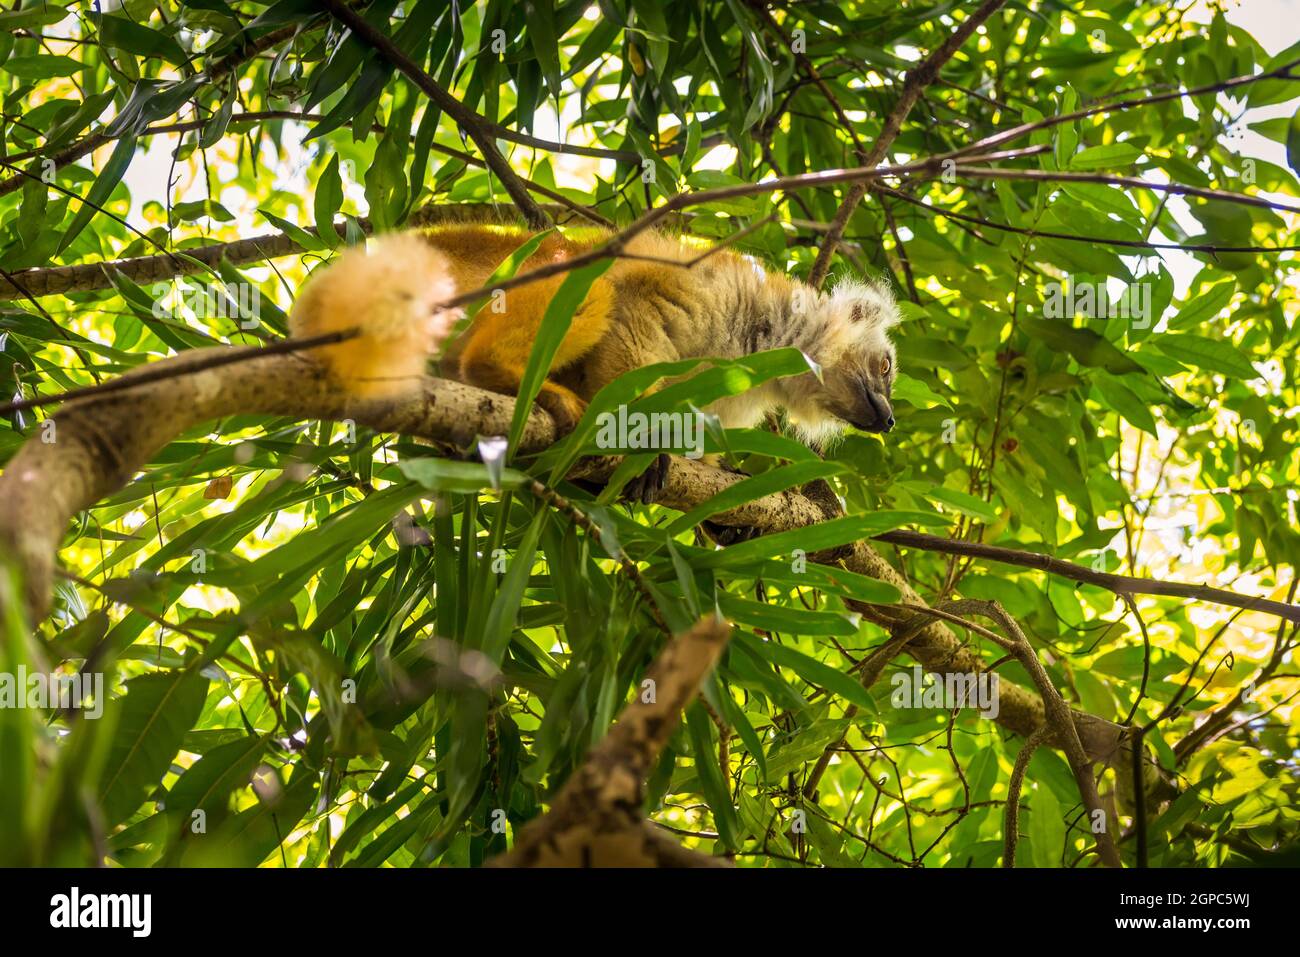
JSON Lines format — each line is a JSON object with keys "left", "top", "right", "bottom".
{"left": 931, "top": 599, "right": 1122, "bottom": 867}
{"left": 872, "top": 529, "right": 1300, "bottom": 625}
{"left": 948, "top": 57, "right": 1300, "bottom": 161}
{"left": 0, "top": 203, "right": 589, "bottom": 303}
{"left": 952, "top": 165, "right": 1300, "bottom": 216}
{"left": 808, "top": 0, "right": 1008, "bottom": 286}
{"left": 318, "top": 0, "right": 551, "bottom": 230}
{"left": 0, "top": 348, "right": 1117, "bottom": 766}
{"left": 875, "top": 184, "right": 1300, "bottom": 254}
{"left": 489, "top": 615, "right": 734, "bottom": 867}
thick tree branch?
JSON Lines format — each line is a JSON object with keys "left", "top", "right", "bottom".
{"left": 0, "top": 349, "right": 1114, "bottom": 764}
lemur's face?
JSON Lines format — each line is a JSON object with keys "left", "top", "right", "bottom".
{"left": 801, "top": 280, "right": 899, "bottom": 436}
{"left": 822, "top": 331, "right": 897, "bottom": 433}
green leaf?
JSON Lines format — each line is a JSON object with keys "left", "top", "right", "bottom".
{"left": 685, "top": 701, "right": 740, "bottom": 851}
{"left": 1020, "top": 317, "right": 1145, "bottom": 375}
{"left": 98, "top": 13, "right": 189, "bottom": 65}
{"left": 3, "top": 55, "right": 81, "bottom": 79}
{"left": 183, "top": 765, "right": 318, "bottom": 866}
{"left": 527, "top": 0, "right": 563, "bottom": 100}
{"left": 1168, "top": 281, "right": 1236, "bottom": 331}
{"left": 58, "top": 135, "right": 138, "bottom": 253}
{"left": 1068, "top": 142, "right": 1143, "bottom": 169}
{"left": 734, "top": 631, "right": 876, "bottom": 712}
{"left": 481, "top": 510, "right": 547, "bottom": 663}
{"left": 313, "top": 154, "right": 344, "bottom": 248}
{"left": 693, "top": 511, "right": 951, "bottom": 569}
{"left": 258, "top": 208, "right": 330, "bottom": 253}
{"left": 100, "top": 671, "right": 209, "bottom": 827}
{"left": 165, "top": 734, "right": 267, "bottom": 835}
{"left": 398, "top": 458, "right": 528, "bottom": 492}
{"left": 1092, "top": 372, "right": 1158, "bottom": 435}
{"left": 667, "top": 461, "right": 845, "bottom": 535}
{"left": 1148, "top": 333, "right": 1258, "bottom": 379}
{"left": 0, "top": 7, "right": 69, "bottom": 29}
{"left": 507, "top": 257, "right": 615, "bottom": 456}
{"left": 923, "top": 486, "right": 999, "bottom": 523}
{"left": 1027, "top": 782, "right": 1064, "bottom": 868}
{"left": 718, "top": 593, "right": 860, "bottom": 637}
{"left": 891, "top": 373, "right": 950, "bottom": 409}
{"left": 1287, "top": 105, "right": 1300, "bottom": 178}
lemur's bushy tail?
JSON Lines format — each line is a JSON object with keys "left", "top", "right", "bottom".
{"left": 289, "top": 233, "right": 460, "bottom": 398}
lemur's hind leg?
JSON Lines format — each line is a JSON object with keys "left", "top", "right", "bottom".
{"left": 460, "top": 343, "right": 588, "bottom": 434}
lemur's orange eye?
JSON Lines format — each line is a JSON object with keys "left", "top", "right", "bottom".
{"left": 879, "top": 356, "right": 892, "bottom": 377}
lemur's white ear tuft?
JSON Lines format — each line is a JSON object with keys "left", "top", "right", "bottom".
{"left": 289, "top": 233, "right": 461, "bottom": 398}
{"left": 828, "top": 277, "right": 900, "bottom": 331}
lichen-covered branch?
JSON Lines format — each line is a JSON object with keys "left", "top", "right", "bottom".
{"left": 490, "top": 616, "right": 733, "bottom": 867}
{"left": 0, "top": 347, "right": 1120, "bottom": 771}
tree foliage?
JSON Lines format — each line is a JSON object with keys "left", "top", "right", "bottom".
{"left": 1, "top": 0, "right": 1298, "bottom": 868}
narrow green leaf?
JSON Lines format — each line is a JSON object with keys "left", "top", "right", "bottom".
{"left": 100, "top": 672, "right": 209, "bottom": 826}
{"left": 734, "top": 630, "right": 876, "bottom": 712}
{"left": 507, "top": 257, "right": 615, "bottom": 456}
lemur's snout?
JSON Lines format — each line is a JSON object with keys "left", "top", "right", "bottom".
{"left": 866, "top": 389, "right": 894, "bottom": 433}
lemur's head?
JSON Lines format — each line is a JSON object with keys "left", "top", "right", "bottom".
{"left": 780, "top": 278, "right": 900, "bottom": 445}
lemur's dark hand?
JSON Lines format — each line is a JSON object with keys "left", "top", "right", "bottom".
{"left": 697, "top": 520, "right": 762, "bottom": 547}
{"left": 622, "top": 453, "right": 671, "bottom": 505}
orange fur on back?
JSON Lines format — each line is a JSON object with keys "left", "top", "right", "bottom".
{"left": 420, "top": 224, "right": 618, "bottom": 429}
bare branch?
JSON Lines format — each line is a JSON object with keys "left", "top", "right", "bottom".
{"left": 1003, "top": 725, "right": 1050, "bottom": 867}
{"left": 872, "top": 529, "right": 1300, "bottom": 625}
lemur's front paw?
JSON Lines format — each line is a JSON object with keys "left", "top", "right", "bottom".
{"left": 698, "top": 520, "right": 762, "bottom": 547}
{"left": 622, "top": 453, "right": 671, "bottom": 505}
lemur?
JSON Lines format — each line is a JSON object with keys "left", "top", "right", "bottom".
{"left": 289, "top": 223, "right": 899, "bottom": 504}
